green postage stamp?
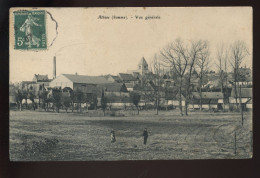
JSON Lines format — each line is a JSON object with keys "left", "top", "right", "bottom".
{"left": 13, "top": 10, "right": 47, "bottom": 50}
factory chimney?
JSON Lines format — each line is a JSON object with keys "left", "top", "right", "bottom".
{"left": 53, "top": 56, "right": 56, "bottom": 79}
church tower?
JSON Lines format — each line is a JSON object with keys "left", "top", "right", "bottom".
{"left": 138, "top": 57, "right": 149, "bottom": 75}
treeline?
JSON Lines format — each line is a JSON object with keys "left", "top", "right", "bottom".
{"left": 12, "top": 86, "right": 143, "bottom": 116}
{"left": 13, "top": 88, "right": 97, "bottom": 113}
{"left": 149, "top": 38, "right": 250, "bottom": 116}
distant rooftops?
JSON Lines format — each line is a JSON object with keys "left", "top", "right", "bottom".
{"left": 62, "top": 74, "right": 113, "bottom": 84}
{"left": 192, "top": 92, "right": 224, "bottom": 99}
{"left": 231, "top": 88, "right": 252, "bottom": 98}
{"left": 118, "top": 73, "right": 137, "bottom": 81}
{"left": 97, "top": 83, "right": 128, "bottom": 92}
{"left": 33, "top": 74, "right": 49, "bottom": 82}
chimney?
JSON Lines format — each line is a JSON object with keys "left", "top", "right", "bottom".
{"left": 53, "top": 56, "right": 56, "bottom": 79}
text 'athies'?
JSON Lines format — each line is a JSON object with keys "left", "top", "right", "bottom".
{"left": 97, "top": 15, "right": 161, "bottom": 20}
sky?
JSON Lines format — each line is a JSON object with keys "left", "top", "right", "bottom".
{"left": 10, "top": 7, "right": 252, "bottom": 82}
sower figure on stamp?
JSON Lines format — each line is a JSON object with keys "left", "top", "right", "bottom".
{"left": 20, "top": 14, "right": 41, "bottom": 47}
{"left": 143, "top": 128, "right": 148, "bottom": 145}
{"left": 111, "top": 130, "right": 116, "bottom": 143}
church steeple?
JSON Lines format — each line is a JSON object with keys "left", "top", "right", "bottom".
{"left": 138, "top": 57, "right": 148, "bottom": 74}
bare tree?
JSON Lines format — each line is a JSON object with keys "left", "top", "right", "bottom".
{"left": 230, "top": 41, "right": 249, "bottom": 108}
{"left": 196, "top": 44, "right": 210, "bottom": 111}
{"left": 161, "top": 39, "right": 188, "bottom": 116}
{"left": 139, "top": 74, "right": 155, "bottom": 110}
{"left": 216, "top": 44, "right": 229, "bottom": 111}
{"left": 184, "top": 40, "right": 209, "bottom": 115}
{"left": 161, "top": 39, "right": 209, "bottom": 115}
{"left": 151, "top": 54, "right": 163, "bottom": 115}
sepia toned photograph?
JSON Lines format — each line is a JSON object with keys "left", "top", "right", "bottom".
{"left": 9, "top": 7, "right": 252, "bottom": 161}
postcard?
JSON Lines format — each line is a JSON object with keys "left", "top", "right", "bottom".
{"left": 9, "top": 7, "right": 252, "bottom": 161}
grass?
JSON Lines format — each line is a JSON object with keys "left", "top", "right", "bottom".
{"left": 9, "top": 110, "right": 252, "bottom": 161}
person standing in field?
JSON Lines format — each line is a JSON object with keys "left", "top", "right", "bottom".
{"left": 111, "top": 130, "right": 116, "bottom": 143}
{"left": 143, "top": 128, "right": 148, "bottom": 145}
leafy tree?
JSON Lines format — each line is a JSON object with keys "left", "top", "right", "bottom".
{"left": 101, "top": 89, "right": 107, "bottom": 116}
{"left": 70, "top": 90, "right": 76, "bottom": 113}
{"left": 15, "top": 89, "right": 24, "bottom": 111}
{"left": 21, "top": 89, "right": 29, "bottom": 109}
{"left": 62, "top": 95, "right": 71, "bottom": 113}
{"left": 84, "top": 93, "right": 97, "bottom": 111}
{"left": 52, "top": 89, "right": 62, "bottom": 113}
{"left": 28, "top": 91, "right": 36, "bottom": 110}
{"left": 39, "top": 89, "right": 48, "bottom": 111}
{"left": 107, "top": 93, "right": 116, "bottom": 110}
{"left": 130, "top": 92, "right": 141, "bottom": 115}
{"left": 74, "top": 89, "right": 85, "bottom": 112}
{"left": 92, "top": 94, "right": 98, "bottom": 110}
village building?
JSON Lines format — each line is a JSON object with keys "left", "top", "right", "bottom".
{"left": 49, "top": 73, "right": 112, "bottom": 90}
{"left": 96, "top": 83, "right": 131, "bottom": 109}
{"left": 245, "top": 99, "right": 252, "bottom": 110}
{"left": 118, "top": 73, "right": 138, "bottom": 85}
{"left": 18, "top": 74, "right": 52, "bottom": 105}
{"left": 105, "top": 75, "right": 122, "bottom": 83}
{"left": 229, "top": 87, "right": 252, "bottom": 111}
{"left": 127, "top": 57, "right": 150, "bottom": 76}
{"left": 190, "top": 92, "right": 224, "bottom": 110}
{"left": 235, "top": 67, "right": 253, "bottom": 86}
{"left": 49, "top": 74, "right": 114, "bottom": 108}
{"left": 125, "top": 83, "right": 135, "bottom": 91}
{"left": 97, "top": 83, "right": 129, "bottom": 97}
{"left": 164, "top": 89, "right": 186, "bottom": 108}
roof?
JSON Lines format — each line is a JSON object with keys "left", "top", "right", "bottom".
{"left": 97, "top": 83, "right": 128, "bottom": 93}
{"left": 143, "top": 72, "right": 157, "bottom": 79}
{"left": 207, "top": 73, "right": 219, "bottom": 81}
{"left": 138, "top": 57, "right": 148, "bottom": 67}
{"left": 132, "top": 72, "right": 141, "bottom": 79}
{"left": 231, "top": 88, "right": 252, "bottom": 98}
{"left": 165, "top": 89, "right": 185, "bottom": 100}
{"left": 63, "top": 74, "right": 112, "bottom": 84}
{"left": 106, "top": 95, "right": 132, "bottom": 103}
{"left": 34, "top": 74, "right": 49, "bottom": 82}
{"left": 148, "top": 81, "right": 157, "bottom": 91}
{"left": 192, "top": 92, "right": 224, "bottom": 99}
{"left": 62, "top": 87, "right": 73, "bottom": 93}
{"left": 246, "top": 98, "right": 252, "bottom": 104}
{"left": 125, "top": 83, "right": 135, "bottom": 88}
{"left": 21, "top": 81, "right": 35, "bottom": 84}
{"left": 110, "top": 75, "right": 121, "bottom": 82}
{"left": 118, "top": 73, "right": 136, "bottom": 81}
{"left": 238, "top": 67, "right": 251, "bottom": 75}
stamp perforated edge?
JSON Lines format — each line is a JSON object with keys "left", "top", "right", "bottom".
{"left": 10, "top": 8, "right": 48, "bottom": 51}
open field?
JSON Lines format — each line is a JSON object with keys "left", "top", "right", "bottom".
{"left": 9, "top": 110, "right": 252, "bottom": 161}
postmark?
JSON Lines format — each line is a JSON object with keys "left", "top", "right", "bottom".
{"left": 13, "top": 10, "right": 47, "bottom": 50}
